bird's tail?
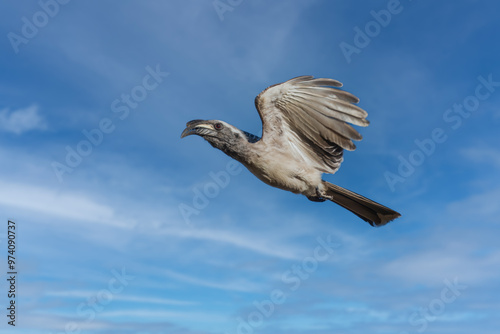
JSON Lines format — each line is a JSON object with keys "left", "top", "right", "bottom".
{"left": 322, "top": 181, "right": 401, "bottom": 226}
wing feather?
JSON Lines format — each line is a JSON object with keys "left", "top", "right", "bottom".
{"left": 284, "top": 102, "right": 354, "bottom": 150}
{"left": 255, "top": 76, "right": 369, "bottom": 173}
{"left": 289, "top": 95, "right": 368, "bottom": 129}
{"left": 286, "top": 96, "right": 361, "bottom": 142}
{"left": 293, "top": 88, "right": 360, "bottom": 104}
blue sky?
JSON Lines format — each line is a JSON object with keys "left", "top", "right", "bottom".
{"left": 0, "top": 0, "right": 499, "bottom": 333}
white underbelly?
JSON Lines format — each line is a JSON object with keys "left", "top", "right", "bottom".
{"left": 245, "top": 155, "right": 321, "bottom": 195}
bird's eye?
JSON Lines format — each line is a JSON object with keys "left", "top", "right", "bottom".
{"left": 214, "top": 123, "right": 223, "bottom": 130}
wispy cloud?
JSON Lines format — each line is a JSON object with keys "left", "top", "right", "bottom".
{"left": 0, "top": 179, "right": 132, "bottom": 228}
{"left": 46, "top": 290, "right": 197, "bottom": 306}
{"left": 381, "top": 236, "right": 500, "bottom": 285}
{"left": 161, "top": 267, "right": 262, "bottom": 292}
{"left": 446, "top": 187, "right": 500, "bottom": 224}
{"left": 100, "top": 309, "right": 227, "bottom": 322}
{"left": 0, "top": 104, "right": 47, "bottom": 134}
{"left": 461, "top": 147, "right": 500, "bottom": 168}
{"left": 154, "top": 227, "right": 304, "bottom": 260}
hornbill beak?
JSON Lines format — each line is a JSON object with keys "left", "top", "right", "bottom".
{"left": 180, "top": 120, "right": 214, "bottom": 138}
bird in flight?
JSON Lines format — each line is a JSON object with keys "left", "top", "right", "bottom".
{"left": 181, "top": 76, "right": 400, "bottom": 226}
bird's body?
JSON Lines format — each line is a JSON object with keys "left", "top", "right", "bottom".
{"left": 245, "top": 141, "right": 323, "bottom": 197}
{"left": 181, "top": 76, "right": 401, "bottom": 226}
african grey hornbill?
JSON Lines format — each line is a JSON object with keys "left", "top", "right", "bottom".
{"left": 181, "top": 76, "right": 401, "bottom": 226}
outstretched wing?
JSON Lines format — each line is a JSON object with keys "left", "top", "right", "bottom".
{"left": 254, "top": 76, "right": 369, "bottom": 173}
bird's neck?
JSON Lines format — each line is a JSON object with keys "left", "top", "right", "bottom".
{"left": 212, "top": 139, "right": 253, "bottom": 165}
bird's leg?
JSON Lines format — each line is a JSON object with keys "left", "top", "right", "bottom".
{"left": 307, "top": 187, "right": 327, "bottom": 202}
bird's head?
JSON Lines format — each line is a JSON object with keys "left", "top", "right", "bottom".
{"left": 180, "top": 119, "right": 233, "bottom": 143}
{"left": 181, "top": 119, "right": 258, "bottom": 161}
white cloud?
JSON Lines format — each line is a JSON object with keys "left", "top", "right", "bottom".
{"left": 0, "top": 179, "right": 132, "bottom": 228}
{"left": 0, "top": 105, "right": 47, "bottom": 134}
{"left": 161, "top": 267, "right": 262, "bottom": 292}
{"left": 99, "top": 309, "right": 227, "bottom": 322}
{"left": 46, "top": 290, "right": 196, "bottom": 305}
{"left": 462, "top": 147, "right": 500, "bottom": 168}
{"left": 144, "top": 225, "right": 305, "bottom": 260}
{"left": 446, "top": 187, "right": 500, "bottom": 224}
{"left": 381, "top": 236, "right": 500, "bottom": 285}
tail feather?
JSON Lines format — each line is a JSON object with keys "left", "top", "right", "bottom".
{"left": 322, "top": 181, "right": 401, "bottom": 226}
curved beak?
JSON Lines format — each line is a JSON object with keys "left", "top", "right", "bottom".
{"left": 180, "top": 120, "right": 213, "bottom": 138}
{"left": 180, "top": 127, "right": 196, "bottom": 139}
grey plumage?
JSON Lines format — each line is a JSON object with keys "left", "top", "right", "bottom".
{"left": 181, "top": 76, "right": 401, "bottom": 226}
